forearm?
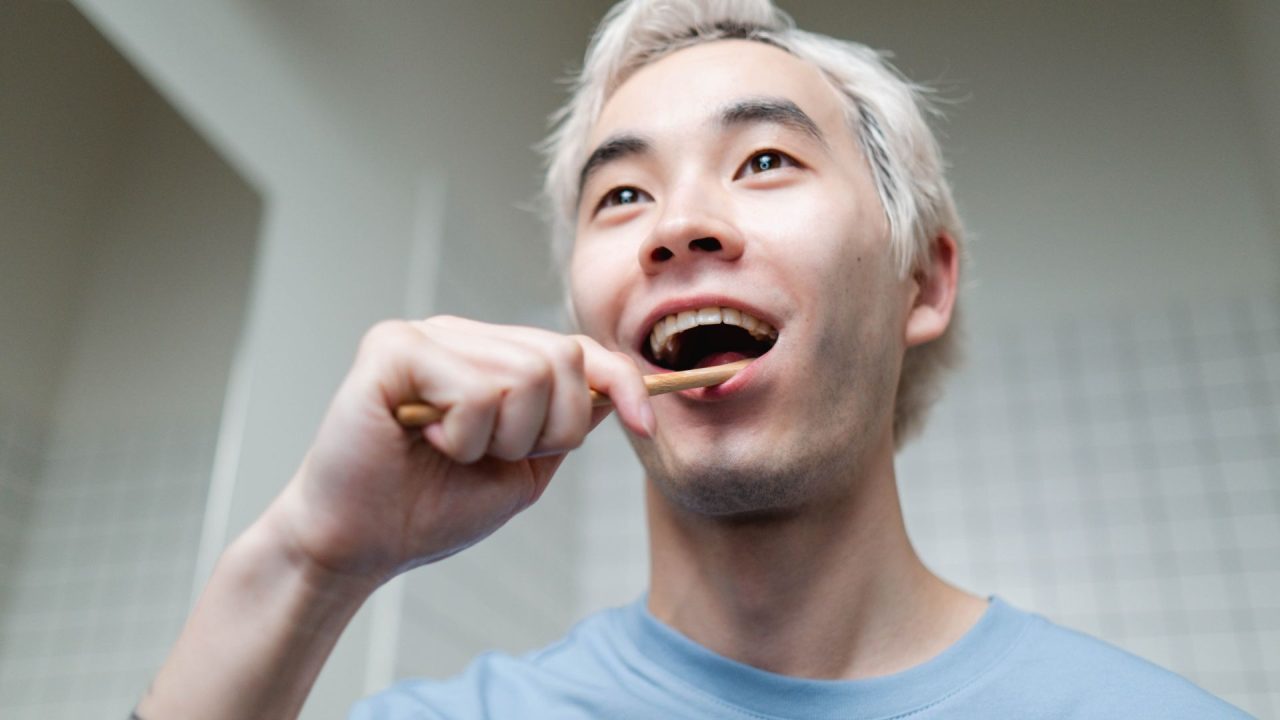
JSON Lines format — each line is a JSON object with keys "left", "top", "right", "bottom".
{"left": 134, "top": 510, "right": 377, "bottom": 720}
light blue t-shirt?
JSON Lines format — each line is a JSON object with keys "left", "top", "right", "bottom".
{"left": 351, "top": 595, "right": 1251, "bottom": 719}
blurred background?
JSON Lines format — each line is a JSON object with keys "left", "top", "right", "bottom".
{"left": 0, "top": 0, "right": 1276, "bottom": 717}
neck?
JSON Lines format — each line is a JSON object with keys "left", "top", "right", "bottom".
{"left": 645, "top": 438, "right": 986, "bottom": 680}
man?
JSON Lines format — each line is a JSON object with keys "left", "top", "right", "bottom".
{"left": 135, "top": 1, "right": 1249, "bottom": 718}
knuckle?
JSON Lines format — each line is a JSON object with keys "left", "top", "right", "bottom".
{"left": 362, "top": 319, "right": 404, "bottom": 345}
{"left": 511, "top": 352, "right": 552, "bottom": 385}
{"left": 555, "top": 337, "right": 586, "bottom": 367}
{"left": 359, "top": 320, "right": 412, "bottom": 356}
{"left": 460, "top": 383, "right": 502, "bottom": 409}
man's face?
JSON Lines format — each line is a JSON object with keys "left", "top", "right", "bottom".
{"left": 570, "top": 40, "right": 913, "bottom": 515}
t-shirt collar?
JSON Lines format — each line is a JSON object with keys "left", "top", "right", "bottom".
{"left": 610, "top": 593, "right": 1031, "bottom": 719}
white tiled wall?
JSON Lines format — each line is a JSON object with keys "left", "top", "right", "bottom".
{"left": 0, "top": 410, "right": 43, "bottom": 634}
{"left": 897, "top": 290, "right": 1280, "bottom": 716}
{"left": 576, "top": 289, "right": 1280, "bottom": 718}
{"left": 0, "top": 417, "right": 214, "bottom": 719}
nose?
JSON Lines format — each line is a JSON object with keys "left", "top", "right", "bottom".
{"left": 638, "top": 194, "right": 745, "bottom": 275}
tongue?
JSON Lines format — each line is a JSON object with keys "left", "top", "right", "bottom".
{"left": 694, "top": 351, "right": 751, "bottom": 369}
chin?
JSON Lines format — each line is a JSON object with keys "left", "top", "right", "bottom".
{"left": 632, "top": 436, "right": 830, "bottom": 518}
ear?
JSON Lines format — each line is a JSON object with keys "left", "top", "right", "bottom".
{"left": 904, "top": 232, "right": 959, "bottom": 348}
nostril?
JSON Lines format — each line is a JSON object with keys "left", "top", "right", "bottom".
{"left": 689, "top": 237, "right": 721, "bottom": 252}
{"left": 650, "top": 246, "right": 674, "bottom": 262}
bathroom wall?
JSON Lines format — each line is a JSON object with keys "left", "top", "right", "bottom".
{"left": 896, "top": 291, "right": 1279, "bottom": 715}
{"left": 0, "top": 3, "right": 261, "bottom": 716}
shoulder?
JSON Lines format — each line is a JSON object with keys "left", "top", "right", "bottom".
{"left": 348, "top": 608, "right": 629, "bottom": 719}
{"left": 965, "top": 605, "right": 1252, "bottom": 719}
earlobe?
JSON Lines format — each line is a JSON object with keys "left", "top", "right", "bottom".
{"left": 904, "top": 232, "right": 959, "bottom": 348}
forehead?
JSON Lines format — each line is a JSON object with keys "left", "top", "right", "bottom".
{"left": 589, "top": 39, "right": 850, "bottom": 149}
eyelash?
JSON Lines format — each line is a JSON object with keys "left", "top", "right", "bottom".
{"left": 735, "top": 149, "right": 800, "bottom": 178}
{"left": 592, "top": 149, "right": 801, "bottom": 215}
{"left": 596, "top": 186, "right": 651, "bottom": 212}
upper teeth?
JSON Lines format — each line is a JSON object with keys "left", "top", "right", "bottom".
{"left": 648, "top": 306, "right": 777, "bottom": 363}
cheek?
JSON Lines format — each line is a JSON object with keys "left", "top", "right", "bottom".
{"left": 567, "top": 251, "right": 599, "bottom": 333}
{"left": 757, "top": 184, "right": 901, "bottom": 372}
{"left": 743, "top": 187, "right": 889, "bottom": 301}
{"left": 567, "top": 243, "right": 627, "bottom": 345}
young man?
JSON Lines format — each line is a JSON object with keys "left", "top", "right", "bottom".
{"left": 136, "top": 1, "right": 1248, "bottom": 718}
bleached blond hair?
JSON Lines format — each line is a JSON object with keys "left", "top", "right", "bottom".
{"left": 541, "top": 0, "right": 965, "bottom": 449}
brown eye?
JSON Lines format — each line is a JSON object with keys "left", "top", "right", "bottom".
{"left": 597, "top": 186, "right": 652, "bottom": 212}
{"left": 736, "top": 150, "right": 798, "bottom": 178}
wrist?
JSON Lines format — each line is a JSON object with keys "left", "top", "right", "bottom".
{"left": 245, "top": 498, "right": 383, "bottom": 611}
{"left": 135, "top": 493, "right": 379, "bottom": 719}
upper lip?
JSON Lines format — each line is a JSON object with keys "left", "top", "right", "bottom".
{"left": 632, "top": 294, "right": 784, "bottom": 363}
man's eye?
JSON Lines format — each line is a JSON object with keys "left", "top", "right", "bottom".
{"left": 735, "top": 150, "right": 798, "bottom": 178}
{"left": 597, "top": 186, "right": 651, "bottom": 212}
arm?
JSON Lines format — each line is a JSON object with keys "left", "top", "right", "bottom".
{"left": 132, "top": 504, "right": 374, "bottom": 719}
{"left": 132, "top": 317, "right": 653, "bottom": 719}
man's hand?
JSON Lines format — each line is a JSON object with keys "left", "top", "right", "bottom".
{"left": 135, "top": 317, "right": 653, "bottom": 720}
{"left": 269, "top": 315, "right": 654, "bottom": 588}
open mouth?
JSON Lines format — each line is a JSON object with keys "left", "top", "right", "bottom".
{"left": 641, "top": 306, "right": 778, "bottom": 371}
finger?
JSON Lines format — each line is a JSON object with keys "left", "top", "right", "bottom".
{"left": 353, "top": 320, "right": 442, "bottom": 410}
{"left": 389, "top": 327, "right": 505, "bottom": 463}
{"left": 428, "top": 322, "right": 596, "bottom": 455}
{"left": 412, "top": 324, "right": 559, "bottom": 460}
{"left": 416, "top": 319, "right": 642, "bottom": 450}
{"left": 574, "top": 337, "right": 654, "bottom": 437}
{"left": 526, "top": 333, "right": 592, "bottom": 456}
{"left": 485, "top": 351, "right": 553, "bottom": 461}
{"left": 447, "top": 326, "right": 651, "bottom": 443}
{"left": 423, "top": 375, "right": 500, "bottom": 464}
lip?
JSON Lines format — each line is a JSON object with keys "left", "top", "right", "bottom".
{"left": 632, "top": 293, "right": 784, "bottom": 363}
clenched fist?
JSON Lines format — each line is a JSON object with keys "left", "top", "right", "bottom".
{"left": 266, "top": 316, "right": 654, "bottom": 589}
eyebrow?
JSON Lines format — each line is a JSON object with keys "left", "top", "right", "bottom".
{"left": 719, "top": 96, "right": 827, "bottom": 147}
{"left": 578, "top": 134, "right": 652, "bottom": 196}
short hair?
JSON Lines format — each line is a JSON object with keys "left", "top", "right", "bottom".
{"left": 541, "top": 0, "right": 965, "bottom": 449}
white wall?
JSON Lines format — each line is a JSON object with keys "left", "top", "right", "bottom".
{"left": 48, "top": 84, "right": 259, "bottom": 440}
{"left": 1228, "top": 0, "right": 1280, "bottom": 228}
{"left": 895, "top": 291, "right": 1280, "bottom": 715}
{"left": 0, "top": 3, "right": 261, "bottom": 717}
{"left": 0, "top": 0, "right": 117, "bottom": 629}
{"left": 0, "top": 413, "right": 42, "bottom": 634}
{"left": 0, "top": 0, "right": 140, "bottom": 425}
